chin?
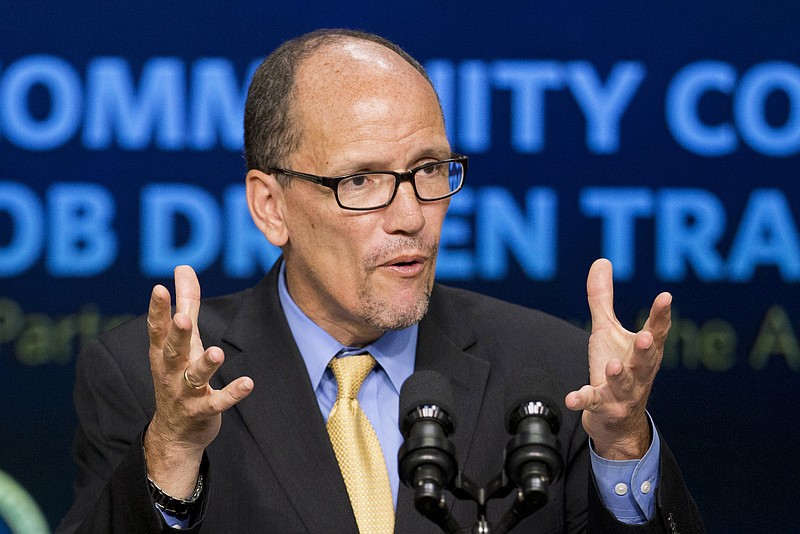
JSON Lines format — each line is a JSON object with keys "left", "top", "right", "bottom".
{"left": 358, "top": 289, "right": 432, "bottom": 332}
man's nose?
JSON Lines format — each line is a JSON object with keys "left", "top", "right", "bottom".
{"left": 383, "top": 181, "right": 425, "bottom": 234}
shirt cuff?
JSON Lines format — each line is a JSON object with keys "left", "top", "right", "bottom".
{"left": 158, "top": 509, "right": 192, "bottom": 529}
{"left": 589, "top": 412, "right": 660, "bottom": 524}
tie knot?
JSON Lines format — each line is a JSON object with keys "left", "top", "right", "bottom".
{"left": 329, "top": 353, "right": 376, "bottom": 400}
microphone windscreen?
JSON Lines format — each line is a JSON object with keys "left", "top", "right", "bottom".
{"left": 504, "top": 368, "right": 561, "bottom": 433}
{"left": 399, "top": 370, "right": 456, "bottom": 424}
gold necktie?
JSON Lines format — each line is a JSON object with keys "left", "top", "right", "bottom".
{"left": 327, "top": 354, "right": 395, "bottom": 534}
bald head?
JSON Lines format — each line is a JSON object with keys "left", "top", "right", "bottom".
{"left": 290, "top": 39, "right": 445, "bottom": 170}
{"left": 244, "top": 29, "right": 442, "bottom": 176}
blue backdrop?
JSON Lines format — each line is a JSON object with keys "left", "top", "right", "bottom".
{"left": 2, "top": 2, "right": 798, "bottom": 532}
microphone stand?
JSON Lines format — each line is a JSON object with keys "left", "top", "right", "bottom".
{"left": 398, "top": 372, "right": 563, "bottom": 534}
{"left": 402, "top": 400, "right": 563, "bottom": 533}
{"left": 414, "top": 468, "right": 551, "bottom": 534}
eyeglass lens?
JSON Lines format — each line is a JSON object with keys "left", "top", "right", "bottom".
{"left": 337, "top": 160, "right": 464, "bottom": 209}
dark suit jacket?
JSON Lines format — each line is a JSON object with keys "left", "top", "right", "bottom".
{"left": 58, "top": 262, "right": 703, "bottom": 533}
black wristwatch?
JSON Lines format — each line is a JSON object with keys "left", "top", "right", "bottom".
{"left": 148, "top": 474, "right": 204, "bottom": 516}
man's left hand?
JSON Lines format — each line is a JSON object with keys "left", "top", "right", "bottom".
{"left": 565, "top": 258, "right": 671, "bottom": 460}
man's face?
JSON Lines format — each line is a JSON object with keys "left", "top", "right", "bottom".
{"left": 278, "top": 40, "right": 451, "bottom": 346}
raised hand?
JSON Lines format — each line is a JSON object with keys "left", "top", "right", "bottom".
{"left": 565, "top": 259, "right": 671, "bottom": 460}
{"left": 143, "top": 265, "right": 254, "bottom": 497}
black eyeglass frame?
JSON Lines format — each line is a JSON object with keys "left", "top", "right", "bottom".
{"left": 264, "top": 153, "right": 468, "bottom": 211}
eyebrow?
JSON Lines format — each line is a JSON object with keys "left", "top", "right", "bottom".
{"left": 333, "top": 149, "right": 453, "bottom": 176}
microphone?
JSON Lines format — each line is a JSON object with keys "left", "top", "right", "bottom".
{"left": 397, "top": 370, "right": 458, "bottom": 518}
{"left": 503, "top": 369, "right": 564, "bottom": 509}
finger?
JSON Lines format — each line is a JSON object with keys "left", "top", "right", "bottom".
{"left": 174, "top": 265, "right": 201, "bottom": 324}
{"left": 147, "top": 285, "right": 172, "bottom": 347}
{"left": 565, "top": 384, "right": 601, "bottom": 412}
{"left": 586, "top": 258, "right": 618, "bottom": 332}
{"left": 629, "top": 330, "right": 662, "bottom": 379}
{"left": 205, "top": 377, "right": 255, "bottom": 415}
{"left": 605, "top": 358, "right": 635, "bottom": 396}
{"left": 161, "top": 312, "right": 193, "bottom": 371}
{"left": 184, "top": 347, "right": 225, "bottom": 389}
{"left": 642, "top": 291, "right": 672, "bottom": 344}
{"left": 635, "top": 328, "right": 654, "bottom": 348}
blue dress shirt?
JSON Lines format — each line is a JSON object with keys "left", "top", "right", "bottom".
{"left": 277, "top": 263, "right": 414, "bottom": 506}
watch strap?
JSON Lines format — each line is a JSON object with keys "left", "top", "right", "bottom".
{"left": 148, "top": 474, "right": 204, "bottom": 516}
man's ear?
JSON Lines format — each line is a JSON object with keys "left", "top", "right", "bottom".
{"left": 246, "top": 169, "right": 289, "bottom": 247}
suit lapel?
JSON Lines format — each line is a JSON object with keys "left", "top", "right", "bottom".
{"left": 215, "top": 266, "right": 358, "bottom": 534}
{"left": 213, "top": 269, "right": 491, "bottom": 534}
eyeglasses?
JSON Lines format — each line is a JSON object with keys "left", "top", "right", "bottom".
{"left": 265, "top": 154, "right": 468, "bottom": 211}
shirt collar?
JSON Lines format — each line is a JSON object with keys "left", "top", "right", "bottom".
{"left": 277, "top": 261, "right": 416, "bottom": 395}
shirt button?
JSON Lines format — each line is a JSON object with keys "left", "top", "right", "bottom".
{"left": 614, "top": 483, "right": 628, "bottom": 496}
{"left": 641, "top": 480, "right": 652, "bottom": 494}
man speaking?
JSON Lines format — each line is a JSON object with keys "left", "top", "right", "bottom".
{"left": 57, "top": 29, "right": 703, "bottom": 533}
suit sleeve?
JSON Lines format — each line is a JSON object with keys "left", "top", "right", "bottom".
{"left": 588, "top": 437, "right": 705, "bottom": 533}
{"left": 56, "top": 333, "right": 205, "bottom": 534}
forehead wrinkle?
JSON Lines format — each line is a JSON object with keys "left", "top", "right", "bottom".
{"left": 333, "top": 125, "right": 444, "bottom": 166}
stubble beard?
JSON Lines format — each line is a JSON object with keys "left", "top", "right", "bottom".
{"left": 356, "top": 240, "right": 437, "bottom": 331}
{"left": 357, "top": 282, "right": 432, "bottom": 332}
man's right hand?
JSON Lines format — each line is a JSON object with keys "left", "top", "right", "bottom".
{"left": 143, "top": 265, "right": 254, "bottom": 498}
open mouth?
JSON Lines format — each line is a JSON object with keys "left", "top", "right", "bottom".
{"left": 381, "top": 256, "right": 426, "bottom": 276}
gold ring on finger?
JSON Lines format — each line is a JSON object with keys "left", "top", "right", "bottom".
{"left": 183, "top": 367, "right": 206, "bottom": 390}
